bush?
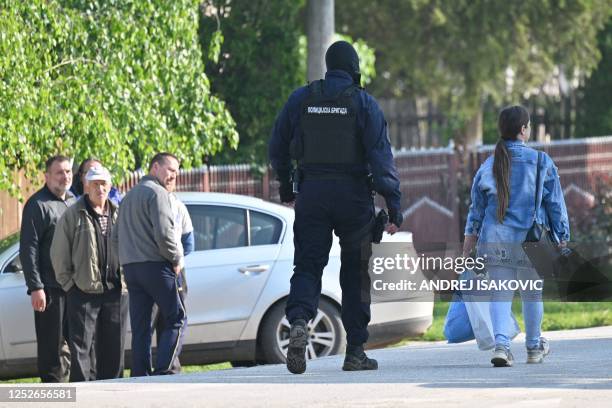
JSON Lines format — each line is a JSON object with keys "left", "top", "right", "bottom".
{"left": 0, "top": 0, "right": 238, "bottom": 198}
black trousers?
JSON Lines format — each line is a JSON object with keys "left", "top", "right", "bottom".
{"left": 33, "top": 288, "right": 70, "bottom": 383}
{"left": 286, "top": 179, "right": 374, "bottom": 346}
{"left": 66, "top": 287, "right": 128, "bottom": 381}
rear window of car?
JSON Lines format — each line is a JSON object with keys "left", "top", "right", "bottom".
{"left": 187, "top": 205, "right": 247, "bottom": 251}
{"left": 186, "top": 205, "right": 283, "bottom": 251}
{"left": 250, "top": 211, "right": 282, "bottom": 246}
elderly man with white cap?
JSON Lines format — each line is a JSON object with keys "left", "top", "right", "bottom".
{"left": 51, "top": 166, "right": 128, "bottom": 381}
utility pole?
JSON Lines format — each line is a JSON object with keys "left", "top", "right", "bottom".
{"left": 306, "top": 0, "right": 334, "bottom": 83}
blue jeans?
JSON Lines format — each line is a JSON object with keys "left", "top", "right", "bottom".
{"left": 477, "top": 222, "right": 544, "bottom": 350}
{"left": 488, "top": 265, "right": 543, "bottom": 350}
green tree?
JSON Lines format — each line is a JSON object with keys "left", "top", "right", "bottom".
{"left": 576, "top": 18, "right": 612, "bottom": 137}
{"left": 200, "top": 2, "right": 378, "bottom": 166}
{"left": 337, "top": 0, "right": 612, "bottom": 145}
{"left": 200, "top": 0, "right": 305, "bottom": 166}
{"left": 0, "top": 0, "right": 238, "bottom": 198}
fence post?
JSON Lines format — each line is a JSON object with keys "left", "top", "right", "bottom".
{"left": 262, "top": 168, "right": 270, "bottom": 201}
{"left": 202, "top": 166, "right": 210, "bottom": 192}
{"left": 448, "top": 151, "right": 460, "bottom": 242}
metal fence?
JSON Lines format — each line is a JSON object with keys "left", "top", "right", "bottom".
{"left": 379, "top": 98, "right": 446, "bottom": 149}
{"left": 380, "top": 98, "right": 587, "bottom": 151}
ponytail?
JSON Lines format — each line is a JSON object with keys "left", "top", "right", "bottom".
{"left": 493, "top": 139, "right": 510, "bottom": 222}
{"left": 494, "top": 105, "right": 530, "bottom": 223}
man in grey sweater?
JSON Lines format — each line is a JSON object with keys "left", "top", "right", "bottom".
{"left": 114, "top": 152, "right": 186, "bottom": 376}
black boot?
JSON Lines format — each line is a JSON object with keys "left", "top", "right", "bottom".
{"left": 286, "top": 319, "right": 308, "bottom": 374}
{"left": 342, "top": 344, "right": 378, "bottom": 371}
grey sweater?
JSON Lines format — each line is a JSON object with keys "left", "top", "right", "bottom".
{"left": 114, "top": 175, "right": 183, "bottom": 266}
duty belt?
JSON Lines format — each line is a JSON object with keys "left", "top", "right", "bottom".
{"left": 300, "top": 173, "right": 368, "bottom": 181}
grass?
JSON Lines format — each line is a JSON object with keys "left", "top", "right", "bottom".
{"left": 394, "top": 300, "right": 612, "bottom": 346}
{"left": 0, "top": 362, "right": 232, "bottom": 384}
{"left": 2, "top": 303, "right": 610, "bottom": 382}
{"left": 0, "top": 377, "right": 41, "bottom": 384}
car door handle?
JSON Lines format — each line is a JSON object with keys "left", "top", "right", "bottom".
{"left": 238, "top": 264, "right": 270, "bottom": 275}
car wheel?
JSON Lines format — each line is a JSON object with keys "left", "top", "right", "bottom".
{"left": 259, "top": 298, "right": 345, "bottom": 364}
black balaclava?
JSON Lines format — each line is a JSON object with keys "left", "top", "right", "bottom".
{"left": 325, "top": 40, "right": 361, "bottom": 85}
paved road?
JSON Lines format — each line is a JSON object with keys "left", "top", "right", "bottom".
{"left": 2, "top": 326, "right": 611, "bottom": 407}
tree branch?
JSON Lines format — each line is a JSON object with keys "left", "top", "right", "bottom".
{"left": 43, "top": 58, "right": 106, "bottom": 74}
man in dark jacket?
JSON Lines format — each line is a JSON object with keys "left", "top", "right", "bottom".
{"left": 51, "top": 166, "right": 128, "bottom": 381}
{"left": 20, "top": 155, "right": 75, "bottom": 382}
{"left": 269, "top": 41, "right": 403, "bottom": 374}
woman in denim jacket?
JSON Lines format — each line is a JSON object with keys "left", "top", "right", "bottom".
{"left": 463, "top": 105, "right": 570, "bottom": 367}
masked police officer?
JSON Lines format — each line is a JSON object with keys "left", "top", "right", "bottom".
{"left": 269, "top": 41, "right": 403, "bottom": 374}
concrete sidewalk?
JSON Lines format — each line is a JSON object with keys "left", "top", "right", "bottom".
{"left": 2, "top": 326, "right": 611, "bottom": 407}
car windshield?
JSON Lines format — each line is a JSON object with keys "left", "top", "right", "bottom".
{"left": 0, "top": 232, "right": 19, "bottom": 253}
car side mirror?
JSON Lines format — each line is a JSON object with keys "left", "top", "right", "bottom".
{"left": 3, "top": 258, "right": 23, "bottom": 274}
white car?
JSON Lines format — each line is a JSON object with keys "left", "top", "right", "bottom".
{"left": 0, "top": 192, "right": 432, "bottom": 378}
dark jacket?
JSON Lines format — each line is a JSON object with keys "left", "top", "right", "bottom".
{"left": 20, "top": 185, "right": 76, "bottom": 294}
{"left": 51, "top": 196, "right": 123, "bottom": 294}
{"left": 268, "top": 70, "right": 401, "bottom": 212}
